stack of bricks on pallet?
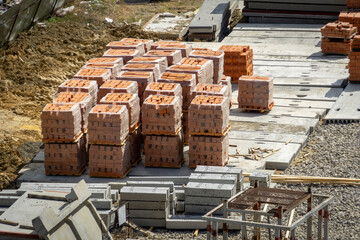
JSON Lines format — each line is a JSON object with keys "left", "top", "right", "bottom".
{"left": 180, "top": 57, "right": 214, "bottom": 83}
{"left": 166, "top": 64, "right": 210, "bottom": 84}
{"left": 100, "top": 93, "right": 140, "bottom": 131}
{"left": 339, "top": 11, "right": 360, "bottom": 31}
{"left": 58, "top": 79, "right": 98, "bottom": 107}
{"left": 249, "top": 172, "right": 271, "bottom": 188}
{"left": 348, "top": 35, "right": 360, "bottom": 82}
{"left": 218, "top": 45, "right": 254, "bottom": 82}
{"left": 120, "top": 186, "right": 170, "bottom": 227}
{"left": 188, "top": 95, "right": 230, "bottom": 167}
{"left": 121, "top": 38, "right": 154, "bottom": 52}
{"left": 158, "top": 72, "right": 196, "bottom": 111}
{"left": 189, "top": 49, "right": 224, "bottom": 84}
{"left": 156, "top": 43, "right": 193, "bottom": 58}
{"left": 220, "top": 75, "right": 233, "bottom": 107}
{"left": 193, "top": 83, "right": 230, "bottom": 105}
{"left": 142, "top": 95, "right": 184, "bottom": 168}
{"left": 122, "top": 63, "right": 161, "bottom": 81}
{"left": 143, "top": 82, "right": 183, "bottom": 104}
{"left": 347, "top": 0, "right": 360, "bottom": 9}
{"left": 238, "top": 75, "right": 274, "bottom": 110}
{"left": 85, "top": 57, "right": 124, "bottom": 79}
{"left": 0, "top": 182, "right": 122, "bottom": 229}
{"left": 103, "top": 49, "right": 141, "bottom": 64}
{"left": 53, "top": 92, "right": 93, "bottom": 131}
{"left": 97, "top": 80, "right": 138, "bottom": 103}
{"left": 106, "top": 41, "right": 146, "bottom": 55}
{"left": 88, "top": 105, "right": 131, "bottom": 178}
{"left": 74, "top": 68, "right": 111, "bottom": 86}
{"left": 129, "top": 126, "right": 142, "bottom": 166}
{"left": 41, "top": 103, "right": 87, "bottom": 176}
{"left": 194, "top": 165, "right": 244, "bottom": 192}
{"left": 125, "top": 181, "right": 177, "bottom": 215}
{"left": 116, "top": 71, "right": 153, "bottom": 103}
{"left": 84, "top": 63, "right": 122, "bottom": 80}
{"left": 150, "top": 40, "right": 181, "bottom": 50}
{"left": 184, "top": 181, "right": 236, "bottom": 214}
{"left": 321, "top": 22, "right": 357, "bottom": 55}
{"left": 144, "top": 49, "right": 182, "bottom": 66}
{"left": 129, "top": 56, "right": 168, "bottom": 73}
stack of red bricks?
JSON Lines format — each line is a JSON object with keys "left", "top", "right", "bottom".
{"left": 142, "top": 95, "right": 184, "bottom": 167}
{"left": 238, "top": 75, "right": 274, "bottom": 111}
{"left": 188, "top": 95, "right": 230, "bottom": 167}
{"left": 143, "top": 82, "right": 182, "bottom": 102}
{"left": 189, "top": 49, "right": 224, "bottom": 83}
{"left": 106, "top": 41, "right": 146, "bottom": 55}
{"left": 58, "top": 79, "right": 98, "bottom": 106}
{"left": 88, "top": 105, "right": 131, "bottom": 178}
{"left": 153, "top": 41, "right": 193, "bottom": 58}
{"left": 97, "top": 80, "right": 138, "bottom": 103}
{"left": 103, "top": 49, "right": 141, "bottom": 64}
{"left": 220, "top": 76, "right": 232, "bottom": 107}
{"left": 144, "top": 49, "right": 182, "bottom": 65}
{"left": 84, "top": 57, "right": 124, "bottom": 79}
{"left": 218, "top": 45, "right": 253, "bottom": 82}
{"left": 321, "top": 22, "right": 357, "bottom": 55}
{"left": 339, "top": 12, "right": 360, "bottom": 33}
{"left": 348, "top": 35, "right": 360, "bottom": 82}
{"left": 158, "top": 72, "right": 197, "bottom": 143}
{"left": 74, "top": 68, "right": 111, "bottom": 86}
{"left": 129, "top": 57, "right": 168, "bottom": 73}
{"left": 121, "top": 38, "right": 154, "bottom": 52}
{"left": 193, "top": 83, "right": 230, "bottom": 106}
{"left": 41, "top": 103, "right": 87, "bottom": 176}
{"left": 347, "top": 0, "right": 360, "bottom": 8}
{"left": 180, "top": 58, "right": 214, "bottom": 83}
{"left": 122, "top": 63, "right": 161, "bottom": 81}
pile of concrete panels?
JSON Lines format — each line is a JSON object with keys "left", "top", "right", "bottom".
{"left": 348, "top": 35, "right": 360, "bottom": 82}
{"left": 189, "top": 49, "right": 224, "bottom": 83}
{"left": 243, "top": 0, "right": 346, "bottom": 24}
{"left": 188, "top": 0, "right": 236, "bottom": 41}
{"left": 120, "top": 186, "right": 171, "bottom": 227}
{"left": 142, "top": 95, "right": 184, "bottom": 168}
{"left": 218, "top": 45, "right": 254, "bottom": 82}
{"left": 188, "top": 95, "right": 230, "bottom": 167}
{"left": 238, "top": 75, "right": 274, "bottom": 111}
{"left": 88, "top": 105, "right": 132, "bottom": 178}
{"left": 321, "top": 22, "right": 357, "bottom": 55}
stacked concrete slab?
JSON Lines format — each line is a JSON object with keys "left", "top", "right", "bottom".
{"left": 321, "top": 22, "right": 357, "bottom": 55}
{"left": 188, "top": 95, "right": 230, "bottom": 167}
{"left": 142, "top": 95, "right": 184, "bottom": 167}
{"left": 220, "top": 75, "right": 233, "bottom": 107}
{"left": 120, "top": 186, "right": 171, "bottom": 227}
{"left": 188, "top": 0, "right": 234, "bottom": 41}
{"left": 88, "top": 105, "right": 132, "bottom": 178}
{"left": 218, "top": 45, "right": 254, "bottom": 82}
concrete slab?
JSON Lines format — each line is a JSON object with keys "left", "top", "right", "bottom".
{"left": 166, "top": 215, "right": 243, "bottom": 230}
{"left": 228, "top": 139, "right": 302, "bottom": 170}
{"left": 0, "top": 196, "right": 19, "bottom": 207}
{"left": 129, "top": 207, "right": 169, "bottom": 219}
{"left": 175, "top": 189, "right": 185, "bottom": 201}
{"left": 273, "top": 86, "right": 343, "bottom": 101}
{"left": 273, "top": 77, "right": 346, "bottom": 88}
{"left": 90, "top": 199, "right": 112, "bottom": 210}
{"left": 130, "top": 218, "right": 166, "bottom": 227}
{"left": 185, "top": 182, "right": 236, "bottom": 198}
{"left": 273, "top": 99, "right": 334, "bottom": 110}
{"left": 32, "top": 150, "right": 44, "bottom": 163}
{"left": 230, "top": 121, "right": 310, "bottom": 135}
{"left": 188, "top": 173, "right": 237, "bottom": 185}
{"left": 194, "top": 165, "right": 243, "bottom": 181}
{"left": 185, "top": 196, "right": 225, "bottom": 206}
{"left": 120, "top": 186, "right": 169, "bottom": 201}
{"left": 228, "top": 130, "right": 308, "bottom": 146}
{"left": 126, "top": 181, "right": 175, "bottom": 192}
{"left": 324, "top": 83, "right": 360, "bottom": 123}
{"left": 185, "top": 204, "right": 223, "bottom": 214}
{"left": 124, "top": 201, "right": 168, "bottom": 210}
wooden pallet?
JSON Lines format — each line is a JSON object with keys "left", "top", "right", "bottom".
{"left": 130, "top": 122, "right": 141, "bottom": 134}
{"left": 189, "top": 125, "right": 231, "bottom": 137}
{"left": 239, "top": 102, "right": 274, "bottom": 113}
{"left": 88, "top": 135, "right": 129, "bottom": 146}
{"left": 89, "top": 165, "right": 131, "bottom": 178}
{"left": 45, "top": 165, "right": 86, "bottom": 176}
{"left": 142, "top": 126, "right": 182, "bottom": 136}
{"left": 145, "top": 159, "right": 184, "bottom": 169}
{"left": 42, "top": 132, "right": 84, "bottom": 144}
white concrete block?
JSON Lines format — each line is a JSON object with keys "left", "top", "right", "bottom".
{"left": 185, "top": 182, "right": 236, "bottom": 198}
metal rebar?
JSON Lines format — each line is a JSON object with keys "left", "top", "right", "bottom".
{"left": 324, "top": 206, "right": 329, "bottom": 240}
{"left": 207, "top": 220, "right": 212, "bottom": 240}
{"left": 242, "top": 212, "right": 247, "bottom": 240}
{"left": 223, "top": 199, "right": 229, "bottom": 240}
{"left": 307, "top": 188, "right": 312, "bottom": 240}
{"left": 212, "top": 221, "right": 218, "bottom": 240}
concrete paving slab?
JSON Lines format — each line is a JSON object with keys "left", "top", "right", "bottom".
{"left": 230, "top": 121, "right": 310, "bottom": 135}
{"left": 228, "top": 130, "right": 308, "bottom": 146}
{"left": 273, "top": 99, "right": 334, "bottom": 110}
{"left": 194, "top": 165, "right": 243, "bottom": 181}
{"left": 324, "top": 83, "right": 360, "bottom": 123}
{"left": 185, "top": 182, "right": 236, "bottom": 198}
{"left": 120, "top": 186, "right": 169, "bottom": 201}
{"left": 273, "top": 86, "right": 343, "bottom": 101}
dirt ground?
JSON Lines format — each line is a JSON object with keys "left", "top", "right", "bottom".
{"left": 0, "top": 0, "right": 203, "bottom": 190}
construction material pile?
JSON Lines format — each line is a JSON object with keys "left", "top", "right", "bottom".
{"left": 338, "top": 11, "right": 360, "bottom": 31}
{"left": 189, "top": 49, "right": 224, "bottom": 83}
{"left": 321, "top": 22, "right": 357, "bottom": 55}
{"left": 348, "top": 35, "right": 360, "bottom": 82}
{"left": 238, "top": 76, "right": 274, "bottom": 111}
{"left": 219, "top": 45, "right": 254, "bottom": 82}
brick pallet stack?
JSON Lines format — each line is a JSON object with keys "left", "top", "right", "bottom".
{"left": 58, "top": 79, "right": 98, "bottom": 107}
{"left": 88, "top": 105, "right": 132, "bottom": 178}
{"left": 122, "top": 63, "right": 161, "bottom": 81}
{"left": 99, "top": 92, "right": 141, "bottom": 165}
{"left": 121, "top": 38, "right": 154, "bottom": 52}
{"left": 339, "top": 11, "right": 360, "bottom": 32}
{"left": 347, "top": 0, "right": 360, "bottom": 9}
{"left": 129, "top": 57, "right": 168, "bottom": 73}
{"left": 103, "top": 49, "right": 141, "bottom": 64}
{"left": 193, "top": 83, "right": 230, "bottom": 107}
{"left": 189, "top": 49, "right": 224, "bottom": 84}
{"left": 321, "top": 22, "right": 358, "bottom": 55}
{"left": 188, "top": 95, "right": 230, "bottom": 168}
{"left": 238, "top": 76, "right": 274, "bottom": 111}
{"left": 143, "top": 82, "right": 183, "bottom": 101}
{"left": 84, "top": 58, "right": 124, "bottom": 79}
{"left": 218, "top": 45, "right": 253, "bottom": 82}
{"left": 144, "top": 50, "right": 182, "bottom": 66}
{"left": 220, "top": 75, "right": 233, "bottom": 107}
{"left": 41, "top": 103, "right": 87, "bottom": 176}
{"left": 158, "top": 72, "right": 197, "bottom": 144}
{"left": 348, "top": 35, "right": 360, "bottom": 82}
{"left": 179, "top": 58, "right": 214, "bottom": 83}
{"left": 142, "top": 95, "right": 184, "bottom": 168}
{"left": 166, "top": 64, "right": 212, "bottom": 84}
{"left": 155, "top": 42, "right": 193, "bottom": 58}
{"left": 74, "top": 68, "right": 111, "bottom": 86}
{"left": 106, "top": 41, "right": 146, "bottom": 55}
{"left": 97, "top": 80, "right": 138, "bottom": 103}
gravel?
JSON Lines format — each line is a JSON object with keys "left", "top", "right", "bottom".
{"left": 114, "top": 123, "right": 360, "bottom": 239}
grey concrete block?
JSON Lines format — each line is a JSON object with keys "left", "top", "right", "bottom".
{"left": 0, "top": 190, "right": 20, "bottom": 196}
{"left": 166, "top": 215, "right": 242, "bottom": 230}
{"left": 111, "top": 190, "right": 119, "bottom": 202}
{"left": 120, "top": 186, "right": 169, "bottom": 201}
{"left": 90, "top": 199, "right": 113, "bottom": 210}
{"left": 129, "top": 207, "right": 170, "bottom": 219}
{"left": 0, "top": 196, "right": 19, "bottom": 207}
{"left": 98, "top": 208, "right": 117, "bottom": 230}
{"left": 250, "top": 171, "right": 271, "bottom": 181}
{"left": 130, "top": 218, "right": 166, "bottom": 227}
{"left": 189, "top": 173, "right": 237, "bottom": 185}
{"left": 185, "top": 196, "right": 225, "bottom": 206}
{"left": 175, "top": 189, "right": 185, "bottom": 201}
{"left": 185, "top": 182, "right": 236, "bottom": 198}
{"left": 176, "top": 201, "right": 185, "bottom": 212}
{"left": 108, "top": 182, "right": 127, "bottom": 191}
{"left": 185, "top": 204, "right": 223, "bottom": 215}
{"left": 127, "top": 176, "right": 189, "bottom": 185}
{"left": 195, "top": 165, "right": 243, "bottom": 182}
{"left": 121, "top": 200, "right": 168, "bottom": 210}
{"left": 126, "top": 181, "right": 175, "bottom": 192}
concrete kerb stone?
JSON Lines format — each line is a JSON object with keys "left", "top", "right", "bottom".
{"left": 189, "top": 173, "right": 238, "bottom": 185}
{"left": 185, "top": 182, "right": 236, "bottom": 198}
{"left": 120, "top": 186, "right": 170, "bottom": 201}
